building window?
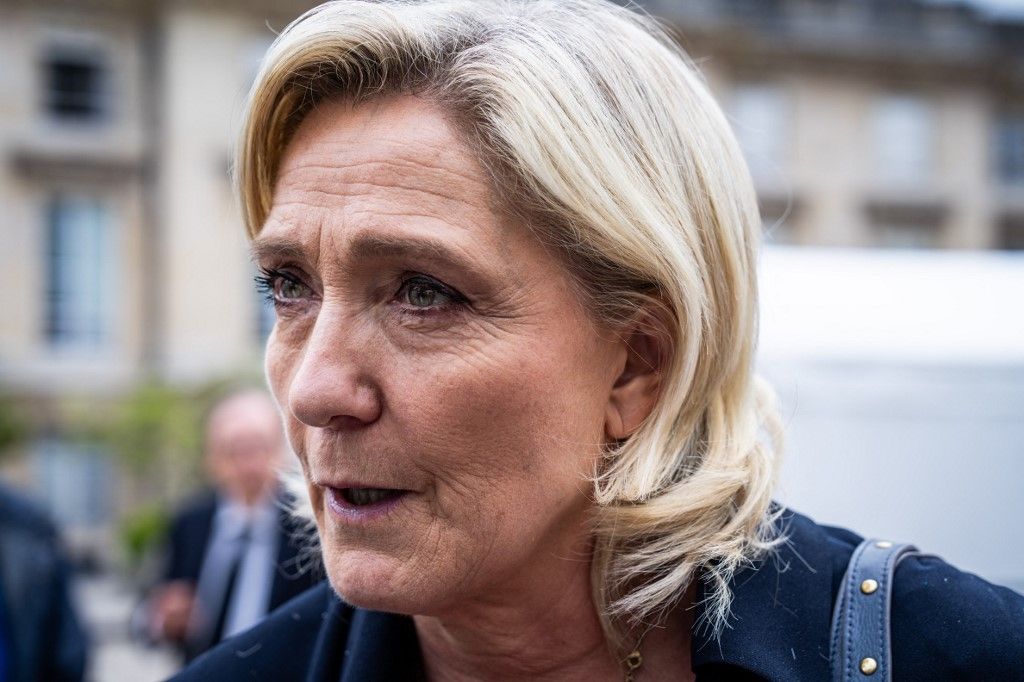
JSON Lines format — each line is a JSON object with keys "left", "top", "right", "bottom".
{"left": 43, "top": 48, "right": 108, "bottom": 122}
{"left": 995, "top": 113, "right": 1024, "bottom": 186}
{"left": 45, "top": 195, "right": 115, "bottom": 348}
{"left": 730, "top": 84, "right": 789, "bottom": 182}
{"left": 871, "top": 95, "right": 934, "bottom": 185}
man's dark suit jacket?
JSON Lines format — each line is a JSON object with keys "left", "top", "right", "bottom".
{"left": 162, "top": 489, "right": 323, "bottom": 660}
{"left": 173, "top": 509, "right": 1024, "bottom": 681}
{"left": 0, "top": 483, "right": 87, "bottom": 682}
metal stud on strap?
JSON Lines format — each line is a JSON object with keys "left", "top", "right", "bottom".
{"left": 828, "top": 538, "right": 919, "bottom": 681}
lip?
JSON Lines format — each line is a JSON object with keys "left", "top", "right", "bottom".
{"left": 323, "top": 484, "right": 410, "bottom": 524}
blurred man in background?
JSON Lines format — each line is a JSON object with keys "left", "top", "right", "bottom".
{"left": 0, "top": 481, "right": 88, "bottom": 681}
{"left": 148, "top": 389, "right": 321, "bottom": 662}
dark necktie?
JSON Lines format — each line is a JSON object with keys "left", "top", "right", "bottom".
{"left": 210, "top": 523, "right": 251, "bottom": 645}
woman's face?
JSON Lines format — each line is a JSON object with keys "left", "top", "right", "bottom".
{"left": 257, "top": 95, "right": 623, "bottom": 615}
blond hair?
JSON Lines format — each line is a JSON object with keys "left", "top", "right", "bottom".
{"left": 238, "top": 0, "right": 784, "bottom": 650}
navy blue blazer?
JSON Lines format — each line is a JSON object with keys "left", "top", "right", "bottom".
{"left": 173, "top": 509, "right": 1024, "bottom": 680}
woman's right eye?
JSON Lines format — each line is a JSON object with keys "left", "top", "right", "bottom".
{"left": 255, "top": 268, "right": 313, "bottom": 305}
{"left": 278, "top": 278, "right": 308, "bottom": 300}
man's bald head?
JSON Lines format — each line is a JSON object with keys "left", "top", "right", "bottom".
{"left": 205, "top": 389, "right": 284, "bottom": 506}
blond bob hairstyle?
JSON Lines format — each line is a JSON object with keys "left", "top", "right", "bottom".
{"left": 238, "top": 0, "right": 784, "bottom": 649}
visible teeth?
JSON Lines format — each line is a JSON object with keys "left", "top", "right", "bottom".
{"left": 343, "top": 488, "right": 396, "bottom": 506}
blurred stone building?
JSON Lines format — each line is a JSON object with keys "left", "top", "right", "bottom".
{"left": 650, "top": 0, "right": 1024, "bottom": 249}
{"left": 0, "top": 0, "right": 1022, "bottom": 551}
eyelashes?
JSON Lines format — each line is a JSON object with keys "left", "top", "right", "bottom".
{"left": 254, "top": 267, "right": 468, "bottom": 317}
{"left": 255, "top": 267, "right": 313, "bottom": 306}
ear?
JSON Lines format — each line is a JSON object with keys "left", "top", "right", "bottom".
{"left": 604, "top": 309, "right": 668, "bottom": 441}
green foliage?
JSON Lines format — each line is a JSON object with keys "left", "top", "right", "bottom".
{"left": 120, "top": 503, "right": 170, "bottom": 569}
{"left": 82, "top": 376, "right": 253, "bottom": 475}
{"left": 0, "top": 392, "right": 30, "bottom": 460}
{"left": 106, "top": 381, "right": 204, "bottom": 474}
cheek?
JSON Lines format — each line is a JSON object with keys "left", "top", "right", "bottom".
{"left": 374, "top": 328, "right": 610, "bottom": 601}
{"left": 388, "top": 320, "right": 610, "bottom": 508}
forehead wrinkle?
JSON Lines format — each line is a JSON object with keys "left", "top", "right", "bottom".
{"left": 282, "top": 151, "right": 484, "bottom": 189}
{"left": 278, "top": 181, "right": 485, "bottom": 220}
{"left": 261, "top": 193, "right": 492, "bottom": 262}
{"left": 276, "top": 157, "right": 491, "bottom": 215}
{"left": 271, "top": 167, "right": 498, "bottom": 253}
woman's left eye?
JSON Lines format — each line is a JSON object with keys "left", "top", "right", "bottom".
{"left": 395, "top": 275, "right": 465, "bottom": 311}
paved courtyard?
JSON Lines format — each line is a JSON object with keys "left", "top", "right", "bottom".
{"left": 75, "top": 573, "right": 180, "bottom": 682}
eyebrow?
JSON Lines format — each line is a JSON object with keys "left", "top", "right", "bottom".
{"left": 250, "top": 236, "right": 307, "bottom": 264}
{"left": 250, "top": 232, "right": 475, "bottom": 272}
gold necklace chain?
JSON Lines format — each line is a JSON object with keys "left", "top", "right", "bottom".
{"left": 623, "top": 647, "right": 643, "bottom": 682}
{"left": 623, "top": 626, "right": 650, "bottom": 682}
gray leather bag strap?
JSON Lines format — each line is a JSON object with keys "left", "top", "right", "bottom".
{"left": 829, "top": 538, "right": 918, "bottom": 682}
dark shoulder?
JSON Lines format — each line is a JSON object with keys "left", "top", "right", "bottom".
{"left": 0, "top": 483, "right": 58, "bottom": 539}
{"left": 170, "top": 490, "right": 218, "bottom": 526}
{"left": 788, "top": 510, "right": 1024, "bottom": 679}
{"left": 172, "top": 582, "right": 347, "bottom": 681}
{"left": 780, "top": 509, "right": 864, "bottom": 593}
{"left": 891, "top": 553, "right": 1024, "bottom": 679}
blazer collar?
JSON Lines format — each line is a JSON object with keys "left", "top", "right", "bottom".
{"left": 310, "top": 597, "right": 422, "bottom": 682}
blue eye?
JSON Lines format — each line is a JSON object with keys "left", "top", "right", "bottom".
{"left": 278, "top": 278, "right": 308, "bottom": 301}
{"left": 255, "top": 268, "right": 312, "bottom": 305}
{"left": 397, "top": 276, "right": 464, "bottom": 310}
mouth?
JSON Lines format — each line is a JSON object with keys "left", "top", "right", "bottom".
{"left": 338, "top": 487, "right": 405, "bottom": 506}
{"left": 323, "top": 484, "right": 410, "bottom": 522}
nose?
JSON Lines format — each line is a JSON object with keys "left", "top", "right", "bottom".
{"left": 286, "top": 306, "right": 383, "bottom": 430}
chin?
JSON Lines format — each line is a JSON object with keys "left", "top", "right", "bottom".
{"left": 324, "top": 546, "right": 437, "bottom": 615}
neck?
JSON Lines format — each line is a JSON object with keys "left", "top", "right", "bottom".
{"left": 414, "top": 556, "right": 698, "bottom": 682}
{"left": 415, "top": 544, "right": 618, "bottom": 682}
